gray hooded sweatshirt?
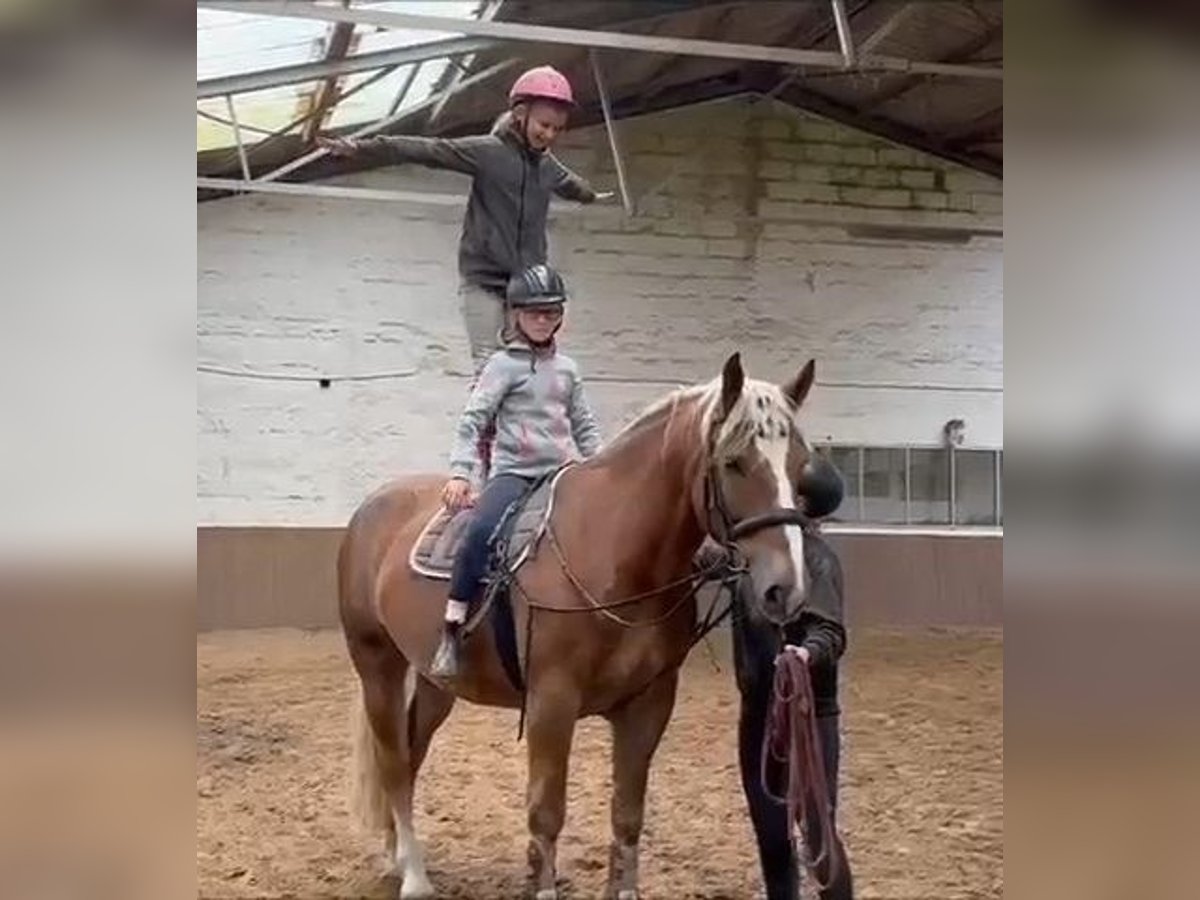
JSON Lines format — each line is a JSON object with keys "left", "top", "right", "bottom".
{"left": 448, "top": 337, "right": 603, "bottom": 484}
{"left": 356, "top": 115, "right": 597, "bottom": 291}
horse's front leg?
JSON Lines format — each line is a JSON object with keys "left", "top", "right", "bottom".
{"left": 604, "top": 669, "right": 680, "bottom": 900}
{"left": 524, "top": 682, "right": 580, "bottom": 900}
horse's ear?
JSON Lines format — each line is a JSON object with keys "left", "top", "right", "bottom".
{"left": 783, "top": 359, "right": 816, "bottom": 408}
{"left": 720, "top": 352, "right": 745, "bottom": 420}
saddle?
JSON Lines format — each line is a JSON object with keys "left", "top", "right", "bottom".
{"left": 408, "top": 467, "right": 571, "bottom": 688}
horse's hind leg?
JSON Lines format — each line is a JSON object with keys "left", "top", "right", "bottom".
{"left": 604, "top": 670, "right": 680, "bottom": 900}
{"left": 348, "top": 628, "right": 447, "bottom": 899}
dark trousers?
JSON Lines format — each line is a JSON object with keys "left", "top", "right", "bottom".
{"left": 733, "top": 586, "right": 854, "bottom": 898}
{"left": 447, "top": 473, "right": 532, "bottom": 603}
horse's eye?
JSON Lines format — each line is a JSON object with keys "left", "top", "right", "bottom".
{"left": 724, "top": 459, "right": 744, "bottom": 476}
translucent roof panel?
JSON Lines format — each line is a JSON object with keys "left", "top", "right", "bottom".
{"left": 197, "top": 10, "right": 329, "bottom": 81}
{"left": 354, "top": 1, "right": 478, "bottom": 52}
{"left": 197, "top": 81, "right": 324, "bottom": 153}
{"left": 197, "top": 1, "right": 482, "bottom": 152}
{"left": 327, "top": 59, "right": 457, "bottom": 129}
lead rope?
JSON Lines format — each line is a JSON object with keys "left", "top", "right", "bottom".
{"left": 761, "top": 645, "right": 840, "bottom": 892}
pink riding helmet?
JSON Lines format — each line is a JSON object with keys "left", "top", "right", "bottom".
{"left": 508, "top": 65, "right": 575, "bottom": 107}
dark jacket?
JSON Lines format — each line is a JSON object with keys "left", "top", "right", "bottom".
{"left": 789, "top": 529, "right": 844, "bottom": 667}
{"left": 355, "top": 116, "right": 597, "bottom": 290}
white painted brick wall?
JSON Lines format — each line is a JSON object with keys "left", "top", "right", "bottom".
{"left": 199, "top": 97, "right": 1002, "bottom": 525}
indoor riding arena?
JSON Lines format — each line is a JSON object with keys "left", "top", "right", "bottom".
{"left": 198, "top": 3, "right": 1002, "bottom": 898}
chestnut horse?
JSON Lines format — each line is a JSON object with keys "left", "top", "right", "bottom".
{"left": 338, "top": 352, "right": 826, "bottom": 899}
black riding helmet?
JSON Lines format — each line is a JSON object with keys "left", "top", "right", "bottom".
{"left": 506, "top": 263, "right": 568, "bottom": 308}
{"left": 798, "top": 453, "right": 845, "bottom": 519}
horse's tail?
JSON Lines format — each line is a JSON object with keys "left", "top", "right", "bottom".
{"left": 350, "top": 685, "right": 393, "bottom": 834}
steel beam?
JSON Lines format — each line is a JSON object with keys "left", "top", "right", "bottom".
{"left": 203, "top": 63, "right": 399, "bottom": 174}
{"left": 197, "top": 107, "right": 275, "bottom": 137}
{"left": 589, "top": 50, "right": 632, "bottom": 216}
{"left": 198, "top": 1, "right": 1002, "bottom": 80}
{"left": 224, "top": 94, "right": 252, "bottom": 180}
{"left": 300, "top": 17, "right": 356, "bottom": 144}
{"left": 857, "top": 1, "right": 915, "bottom": 57}
{"left": 387, "top": 62, "right": 423, "bottom": 118}
{"left": 757, "top": 0, "right": 872, "bottom": 103}
{"left": 196, "top": 177, "right": 592, "bottom": 214}
{"left": 865, "top": 24, "right": 1002, "bottom": 111}
{"left": 257, "top": 58, "right": 516, "bottom": 183}
{"left": 830, "top": 0, "right": 856, "bottom": 68}
{"left": 197, "top": 173, "right": 1001, "bottom": 236}
{"left": 198, "top": 177, "right": 472, "bottom": 205}
{"left": 429, "top": 0, "right": 502, "bottom": 124}
{"left": 197, "top": 35, "right": 493, "bottom": 98}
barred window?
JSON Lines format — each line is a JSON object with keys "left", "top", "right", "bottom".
{"left": 813, "top": 444, "right": 1001, "bottom": 528}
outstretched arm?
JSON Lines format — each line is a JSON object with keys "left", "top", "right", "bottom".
{"left": 547, "top": 154, "right": 598, "bottom": 203}
{"left": 320, "top": 133, "right": 491, "bottom": 175}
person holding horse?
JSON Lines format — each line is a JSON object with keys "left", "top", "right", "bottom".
{"left": 318, "top": 65, "right": 610, "bottom": 371}
{"left": 430, "top": 263, "right": 602, "bottom": 678}
{"left": 718, "top": 457, "right": 857, "bottom": 900}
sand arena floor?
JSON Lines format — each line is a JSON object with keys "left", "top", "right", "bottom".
{"left": 198, "top": 627, "right": 1001, "bottom": 899}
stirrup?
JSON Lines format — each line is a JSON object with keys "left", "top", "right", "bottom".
{"left": 430, "top": 624, "right": 461, "bottom": 679}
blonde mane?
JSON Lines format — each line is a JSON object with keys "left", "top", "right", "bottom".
{"left": 607, "top": 375, "right": 797, "bottom": 464}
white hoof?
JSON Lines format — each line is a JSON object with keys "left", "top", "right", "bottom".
{"left": 534, "top": 889, "right": 558, "bottom": 900}
{"left": 399, "top": 872, "right": 435, "bottom": 899}
{"left": 616, "top": 891, "right": 639, "bottom": 900}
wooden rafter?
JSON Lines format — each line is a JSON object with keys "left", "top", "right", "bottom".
{"left": 300, "top": 13, "right": 356, "bottom": 144}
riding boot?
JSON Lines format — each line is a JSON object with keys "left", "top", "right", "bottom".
{"left": 429, "top": 621, "right": 462, "bottom": 679}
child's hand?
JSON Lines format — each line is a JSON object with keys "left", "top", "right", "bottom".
{"left": 442, "top": 477, "right": 476, "bottom": 512}
{"left": 316, "top": 134, "right": 360, "bottom": 157}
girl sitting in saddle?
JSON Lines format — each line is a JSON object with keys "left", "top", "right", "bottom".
{"left": 430, "top": 263, "right": 603, "bottom": 678}
{"left": 318, "top": 65, "right": 610, "bottom": 370}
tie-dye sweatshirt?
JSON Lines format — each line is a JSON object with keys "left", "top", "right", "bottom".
{"left": 448, "top": 339, "right": 603, "bottom": 484}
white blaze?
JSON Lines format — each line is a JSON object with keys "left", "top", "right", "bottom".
{"left": 761, "top": 432, "right": 807, "bottom": 602}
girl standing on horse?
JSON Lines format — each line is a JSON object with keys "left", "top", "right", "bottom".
{"left": 319, "top": 65, "right": 609, "bottom": 370}
{"left": 430, "top": 263, "right": 602, "bottom": 678}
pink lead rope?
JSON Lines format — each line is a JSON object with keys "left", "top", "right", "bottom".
{"left": 761, "top": 644, "right": 841, "bottom": 891}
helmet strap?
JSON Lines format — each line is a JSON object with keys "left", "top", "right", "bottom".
{"left": 510, "top": 104, "right": 528, "bottom": 141}
{"left": 510, "top": 102, "right": 546, "bottom": 154}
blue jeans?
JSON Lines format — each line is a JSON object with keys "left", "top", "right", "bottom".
{"left": 448, "top": 473, "right": 533, "bottom": 603}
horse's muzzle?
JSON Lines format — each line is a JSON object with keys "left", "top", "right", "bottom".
{"left": 756, "top": 578, "right": 808, "bottom": 627}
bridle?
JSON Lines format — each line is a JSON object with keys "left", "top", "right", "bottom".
{"left": 702, "top": 455, "right": 811, "bottom": 625}
{"left": 707, "top": 467, "right": 810, "bottom": 542}
{"left": 523, "top": 457, "right": 812, "bottom": 624}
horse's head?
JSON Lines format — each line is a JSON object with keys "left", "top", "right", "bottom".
{"left": 700, "top": 352, "right": 827, "bottom": 626}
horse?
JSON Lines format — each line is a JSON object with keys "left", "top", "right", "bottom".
{"left": 337, "top": 351, "right": 832, "bottom": 899}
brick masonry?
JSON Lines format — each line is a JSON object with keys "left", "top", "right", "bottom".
{"left": 199, "top": 97, "right": 1001, "bottom": 526}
